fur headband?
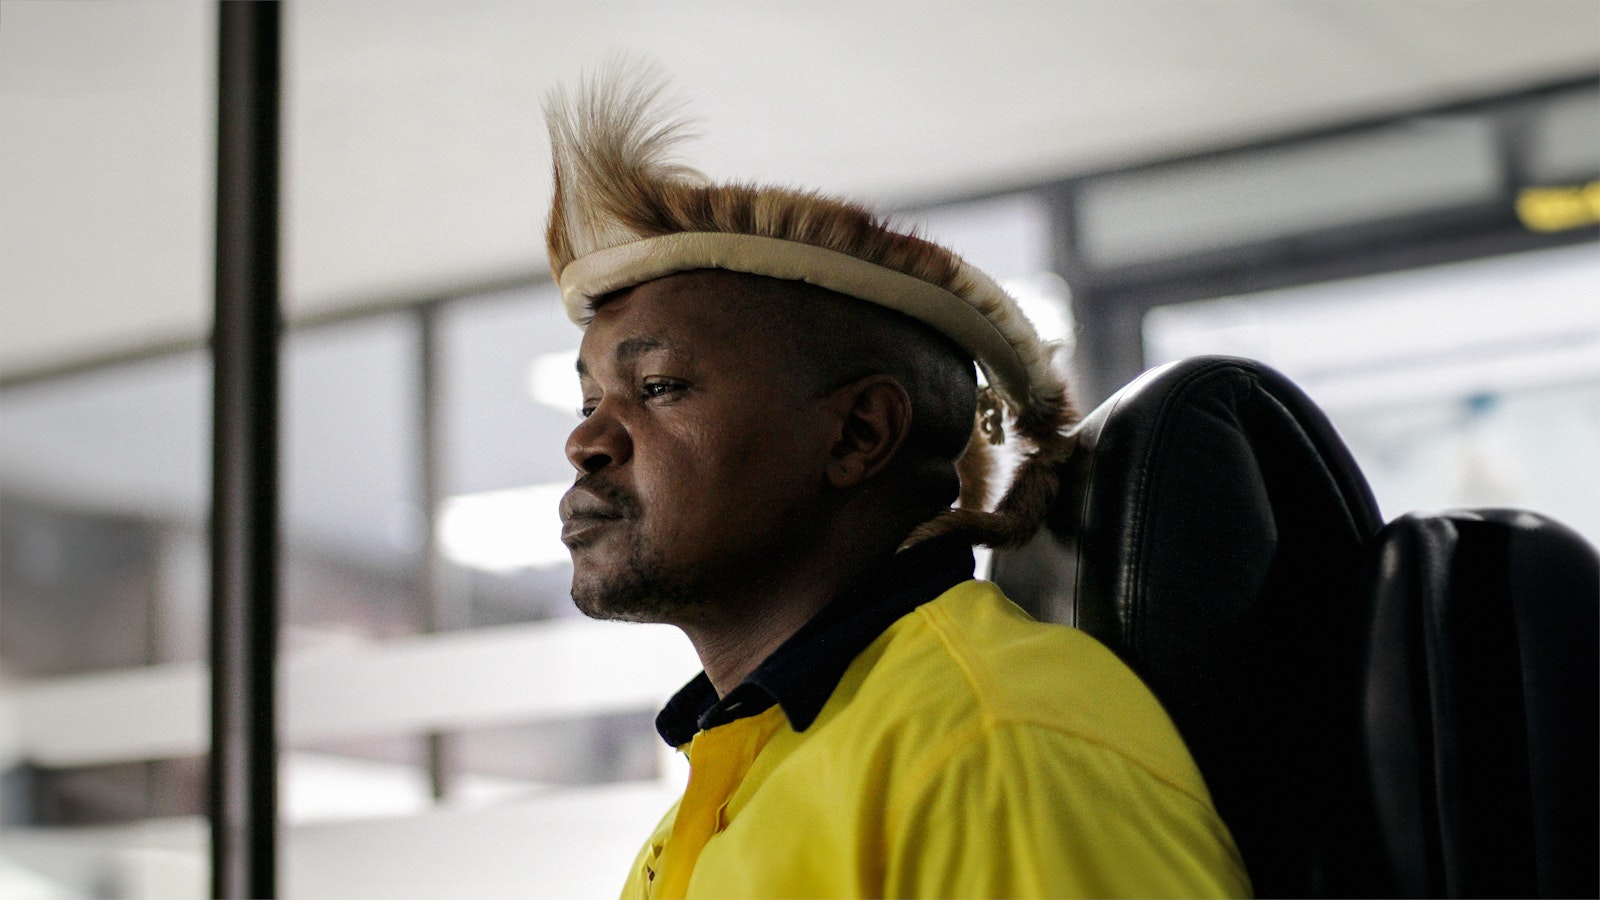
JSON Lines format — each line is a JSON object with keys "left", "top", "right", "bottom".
{"left": 543, "top": 61, "right": 1077, "bottom": 548}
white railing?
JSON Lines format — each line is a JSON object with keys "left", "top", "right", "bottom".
{"left": 1, "top": 617, "right": 700, "bottom": 768}
{"left": 0, "top": 618, "right": 701, "bottom": 898}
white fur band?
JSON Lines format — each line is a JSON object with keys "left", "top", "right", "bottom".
{"left": 559, "top": 232, "right": 1034, "bottom": 408}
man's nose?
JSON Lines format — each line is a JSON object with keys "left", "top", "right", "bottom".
{"left": 565, "top": 402, "right": 631, "bottom": 474}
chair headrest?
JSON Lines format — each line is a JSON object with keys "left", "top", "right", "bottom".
{"left": 997, "top": 354, "right": 1381, "bottom": 638}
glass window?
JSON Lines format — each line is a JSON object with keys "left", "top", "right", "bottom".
{"left": 436, "top": 284, "right": 582, "bottom": 624}
{"left": 1143, "top": 242, "right": 1600, "bottom": 541}
{"left": 282, "top": 312, "right": 423, "bottom": 650}
{"left": 1078, "top": 117, "right": 1502, "bottom": 268}
{"left": 1526, "top": 86, "right": 1600, "bottom": 184}
{"left": 0, "top": 350, "right": 211, "bottom": 894}
{"left": 903, "top": 193, "right": 1073, "bottom": 346}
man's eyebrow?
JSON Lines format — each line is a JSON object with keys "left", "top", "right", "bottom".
{"left": 616, "top": 336, "right": 667, "bottom": 362}
{"left": 575, "top": 336, "right": 682, "bottom": 378}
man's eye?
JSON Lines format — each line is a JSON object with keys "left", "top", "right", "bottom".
{"left": 641, "top": 380, "right": 682, "bottom": 400}
{"left": 578, "top": 402, "right": 597, "bottom": 419}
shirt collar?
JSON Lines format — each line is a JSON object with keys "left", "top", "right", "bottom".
{"left": 655, "top": 534, "right": 976, "bottom": 747}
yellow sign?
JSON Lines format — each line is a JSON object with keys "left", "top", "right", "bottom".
{"left": 1516, "top": 181, "right": 1600, "bottom": 233}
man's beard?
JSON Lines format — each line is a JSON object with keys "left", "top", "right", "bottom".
{"left": 570, "top": 523, "right": 705, "bottom": 622}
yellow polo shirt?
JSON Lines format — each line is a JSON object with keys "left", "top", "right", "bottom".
{"left": 622, "top": 579, "right": 1251, "bottom": 898}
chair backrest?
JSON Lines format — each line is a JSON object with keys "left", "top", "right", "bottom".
{"left": 992, "top": 356, "right": 1389, "bottom": 896}
{"left": 1362, "top": 509, "right": 1600, "bottom": 898}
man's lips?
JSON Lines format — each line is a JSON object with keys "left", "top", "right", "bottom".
{"left": 559, "top": 486, "right": 628, "bottom": 546}
{"left": 561, "top": 514, "right": 620, "bottom": 546}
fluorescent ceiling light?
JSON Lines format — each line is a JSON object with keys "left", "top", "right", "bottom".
{"left": 438, "top": 482, "right": 571, "bottom": 573}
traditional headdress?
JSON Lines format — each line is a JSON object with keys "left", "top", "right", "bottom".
{"left": 543, "top": 61, "right": 1077, "bottom": 549}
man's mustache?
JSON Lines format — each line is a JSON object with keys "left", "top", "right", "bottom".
{"left": 571, "top": 474, "right": 640, "bottom": 519}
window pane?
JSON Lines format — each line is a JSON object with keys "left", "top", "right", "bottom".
{"left": 0, "top": 351, "right": 210, "bottom": 894}
{"left": 1080, "top": 117, "right": 1501, "bottom": 268}
{"left": 436, "top": 284, "right": 580, "bottom": 624}
{"left": 1143, "top": 243, "right": 1600, "bottom": 541}
{"left": 283, "top": 312, "right": 423, "bottom": 650}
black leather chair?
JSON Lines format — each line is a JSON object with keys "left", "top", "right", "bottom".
{"left": 1363, "top": 509, "right": 1599, "bottom": 898}
{"left": 991, "top": 356, "right": 1600, "bottom": 898}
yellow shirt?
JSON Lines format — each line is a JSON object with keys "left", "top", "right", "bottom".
{"left": 624, "top": 580, "right": 1251, "bottom": 898}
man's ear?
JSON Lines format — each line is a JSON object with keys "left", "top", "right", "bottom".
{"left": 824, "top": 375, "right": 912, "bottom": 490}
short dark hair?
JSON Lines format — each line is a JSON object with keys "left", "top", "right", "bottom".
{"left": 722, "top": 271, "right": 978, "bottom": 515}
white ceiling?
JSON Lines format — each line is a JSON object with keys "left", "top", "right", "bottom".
{"left": 2, "top": 0, "right": 1598, "bottom": 379}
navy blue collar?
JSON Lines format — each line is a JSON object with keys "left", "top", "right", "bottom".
{"left": 655, "top": 534, "right": 976, "bottom": 747}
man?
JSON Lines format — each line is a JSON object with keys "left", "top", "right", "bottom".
{"left": 548, "top": 64, "right": 1250, "bottom": 899}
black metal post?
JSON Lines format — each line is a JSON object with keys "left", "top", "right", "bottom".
{"left": 211, "top": 2, "right": 281, "bottom": 898}
{"left": 417, "top": 302, "right": 454, "bottom": 801}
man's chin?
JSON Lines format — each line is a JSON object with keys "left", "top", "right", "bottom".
{"left": 570, "top": 585, "right": 660, "bottom": 623}
{"left": 569, "top": 562, "right": 702, "bottom": 623}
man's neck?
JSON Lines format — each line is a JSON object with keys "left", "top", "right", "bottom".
{"left": 677, "top": 530, "right": 903, "bottom": 696}
{"left": 683, "top": 594, "right": 834, "bottom": 697}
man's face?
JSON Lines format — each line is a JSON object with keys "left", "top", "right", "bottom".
{"left": 559, "top": 271, "right": 834, "bottom": 623}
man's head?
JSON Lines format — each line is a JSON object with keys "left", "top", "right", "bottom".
{"left": 544, "top": 60, "right": 1079, "bottom": 581}
{"left": 560, "top": 269, "right": 977, "bottom": 623}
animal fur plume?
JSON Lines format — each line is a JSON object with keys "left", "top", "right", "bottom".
{"left": 545, "top": 59, "right": 966, "bottom": 300}
{"left": 543, "top": 59, "right": 1080, "bottom": 548}
{"left": 544, "top": 60, "right": 707, "bottom": 273}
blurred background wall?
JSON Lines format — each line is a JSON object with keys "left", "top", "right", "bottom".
{"left": 1, "top": 2, "right": 1596, "bottom": 896}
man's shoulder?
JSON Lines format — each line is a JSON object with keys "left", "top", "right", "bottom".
{"left": 832, "top": 579, "right": 1207, "bottom": 795}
